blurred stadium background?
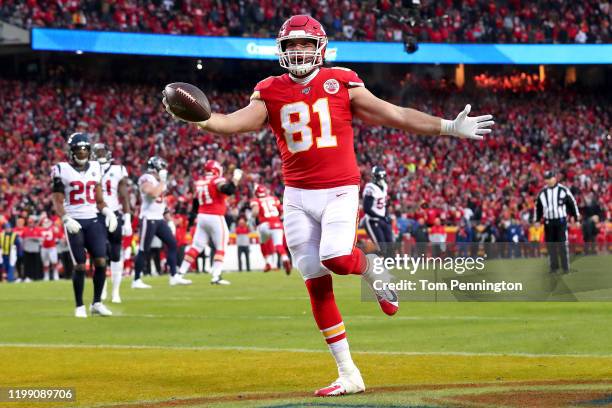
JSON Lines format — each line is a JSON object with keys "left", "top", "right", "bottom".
{"left": 0, "top": 1, "right": 611, "bottom": 407}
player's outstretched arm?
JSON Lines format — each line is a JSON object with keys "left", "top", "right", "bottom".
{"left": 196, "top": 99, "right": 267, "bottom": 135}
{"left": 349, "top": 87, "right": 494, "bottom": 139}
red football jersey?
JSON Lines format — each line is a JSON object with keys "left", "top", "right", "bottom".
{"left": 253, "top": 67, "right": 363, "bottom": 189}
{"left": 196, "top": 175, "right": 228, "bottom": 216}
{"left": 40, "top": 225, "right": 59, "bottom": 248}
{"left": 250, "top": 195, "right": 282, "bottom": 228}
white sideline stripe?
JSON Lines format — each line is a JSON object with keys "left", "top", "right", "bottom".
{"left": 1, "top": 343, "right": 611, "bottom": 359}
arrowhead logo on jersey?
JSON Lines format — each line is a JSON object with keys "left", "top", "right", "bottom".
{"left": 323, "top": 79, "right": 340, "bottom": 95}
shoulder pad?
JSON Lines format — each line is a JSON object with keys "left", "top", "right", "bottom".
{"left": 331, "top": 67, "right": 364, "bottom": 88}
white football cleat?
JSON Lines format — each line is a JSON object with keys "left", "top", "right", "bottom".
{"left": 211, "top": 278, "right": 231, "bottom": 285}
{"left": 169, "top": 274, "right": 192, "bottom": 286}
{"left": 131, "top": 279, "right": 152, "bottom": 289}
{"left": 90, "top": 302, "right": 113, "bottom": 316}
{"left": 111, "top": 293, "right": 122, "bottom": 304}
{"left": 74, "top": 305, "right": 87, "bottom": 318}
{"left": 363, "top": 254, "right": 399, "bottom": 316}
{"left": 315, "top": 369, "right": 365, "bottom": 397}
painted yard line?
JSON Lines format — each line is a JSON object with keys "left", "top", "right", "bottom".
{"left": 0, "top": 310, "right": 567, "bottom": 321}
{"left": 2, "top": 343, "right": 612, "bottom": 359}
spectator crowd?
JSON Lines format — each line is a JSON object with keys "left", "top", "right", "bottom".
{"left": 1, "top": 0, "right": 610, "bottom": 44}
{"left": 0, "top": 71, "right": 610, "bottom": 281}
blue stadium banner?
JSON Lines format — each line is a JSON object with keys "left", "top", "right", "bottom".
{"left": 32, "top": 28, "right": 612, "bottom": 65}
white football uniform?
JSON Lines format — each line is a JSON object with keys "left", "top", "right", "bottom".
{"left": 283, "top": 185, "right": 359, "bottom": 280}
{"left": 362, "top": 182, "right": 387, "bottom": 219}
{"left": 138, "top": 173, "right": 165, "bottom": 220}
{"left": 100, "top": 163, "right": 128, "bottom": 212}
{"left": 51, "top": 161, "right": 102, "bottom": 219}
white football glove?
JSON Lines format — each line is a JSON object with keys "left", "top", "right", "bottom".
{"left": 158, "top": 169, "right": 168, "bottom": 183}
{"left": 122, "top": 213, "right": 132, "bottom": 236}
{"left": 102, "top": 207, "right": 118, "bottom": 233}
{"left": 441, "top": 104, "right": 494, "bottom": 140}
{"left": 62, "top": 215, "right": 81, "bottom": 234}
{"left": 232, "top": 168, "right": 243, "bottom": 184}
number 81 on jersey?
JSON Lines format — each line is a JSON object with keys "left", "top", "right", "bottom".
{"left": 280, "top": 98, "right": 337, "bottom": 153}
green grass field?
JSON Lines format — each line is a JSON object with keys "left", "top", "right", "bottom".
{"left": 1, "top": 256, "right": 612, "bottom": 408}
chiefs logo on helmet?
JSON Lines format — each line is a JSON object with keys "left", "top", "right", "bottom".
{"left": 277, "top": 15, "right": 328, "bottom": 77}
{"left": 205, "top": 160, "right": 223, "bottom": 177}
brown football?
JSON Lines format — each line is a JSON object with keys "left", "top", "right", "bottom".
{"left": 163, "top": 82, "right": 211, "bottom": 122}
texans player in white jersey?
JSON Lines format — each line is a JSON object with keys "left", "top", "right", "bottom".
{"left": 92, "top": 143, "right": 132, "bottom": 303}
{"left": 362, "top": 165, "right": 394, "bottom": 257}
{"left": 132, "top": 156, "right": 191, "bottom": 288}
{"left": 51, "top": 133, "right": 118, "bottom": 318}
{"left": 164, "top": 15, "right": 494, "bottom": 396}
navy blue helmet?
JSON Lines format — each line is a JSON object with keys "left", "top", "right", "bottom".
{"left": 67, "top": 132, "right": 91, "bottom": 166}
{"left": 147, "top": 156, "right": 167, "bottom": 172}
{"left": 372, "top": 165, "right": 386, "bottom": 182}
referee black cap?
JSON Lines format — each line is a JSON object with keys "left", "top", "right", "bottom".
{"left": 544, "top": 170, "right": 555, "bottom": 179}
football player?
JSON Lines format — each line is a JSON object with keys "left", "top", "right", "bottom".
{"left": 133, "top": 156, "right": 191, "bottom": 288}
{"left": 362, "top": 165, "right": 394, "bottom": 257}
{"left": 250, "top": 184, "right": 291, "bottom": 274}
{"left": 178, "top": 160, "right": 242, "bottom": 285}
{"left": 39, "top": 214, "right": 60, "bottom": 281}
{"left": 93, "top": 143, "right": 131, "bottom": 303}
{"left": 51, "top": 133, "right": 118, "bottom": 318}
{"left": 164, "top": 15, "right": 494, "bottom": 396}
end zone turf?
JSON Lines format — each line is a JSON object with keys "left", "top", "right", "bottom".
{"left": 1, "top": 346, "right": 612, "bottom": 407}
{"left": 1, "top": 268, "right": 612, "bottom": 407}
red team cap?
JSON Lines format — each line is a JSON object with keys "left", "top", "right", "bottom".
{"left": 277, "top": 15, "right": 328, "bottom": 77}
{"left": 204, "top": 160, "right": 223, "bottom": 177}
{"left": 255, "top": 184, "right": 267, "bottom": 198}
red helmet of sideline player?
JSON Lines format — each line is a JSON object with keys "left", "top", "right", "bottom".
{"left": 254, "top": 184, "right": 267, "bottom": 198}
{"left": 277, "top": 15, "right": 327, "bottom": 77}
{"left": 204, "top": 160, "right": 223, "bottom": 177}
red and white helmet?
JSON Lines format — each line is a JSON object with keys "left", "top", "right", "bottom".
{"left": 204, "top": 160, "right": 223, "bottom": 177}
{"left": 277, "top": 15, "right": 327, "bottom": 77}
{"left": 254, "top": 184, "right": 267, "bottom": 198}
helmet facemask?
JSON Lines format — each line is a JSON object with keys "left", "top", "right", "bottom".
{"left": 278, "top": 35, "right": 326, "bottom": 77}
{"left": 92, "top": 143, "right": 112, "bottom": 165}
{"left": 71, "top": 145, "right": 90, "bottom": 166}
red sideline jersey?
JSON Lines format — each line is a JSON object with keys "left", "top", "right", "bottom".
{"left": 250, "top": 195, "right": 282, "bottom": 229}
{"left": 40, "top": 224, "right": 60, "bottom": 248}
{"left": 252, "top": 67, "right": 364, "bottom": 189}
{"left": 196, "top": 175, "right": 228, "bottom": 216}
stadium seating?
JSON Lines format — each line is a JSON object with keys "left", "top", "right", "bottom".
{"left": 0, "top": 75, "right": 609, "bottom": 241}
{"left": 1, "top": 0, "right": 609, "bottom": 44}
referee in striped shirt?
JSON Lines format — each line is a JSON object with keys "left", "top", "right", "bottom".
{"left": 534, "top": 170, "right": 580, "bottom": 273}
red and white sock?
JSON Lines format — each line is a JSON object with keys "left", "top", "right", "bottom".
{"left": 211, "top": 251, "right": 224, "bottom": 280}
{"left": 306, "top": 275, "right": 357, "bottom": 378}
{"left": 179, "top": 247, "right": 199, "bottom": 275}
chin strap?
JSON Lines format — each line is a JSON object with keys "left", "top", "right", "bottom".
{"left": 289, "top": 68, "right": 320, "bottom": 85}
